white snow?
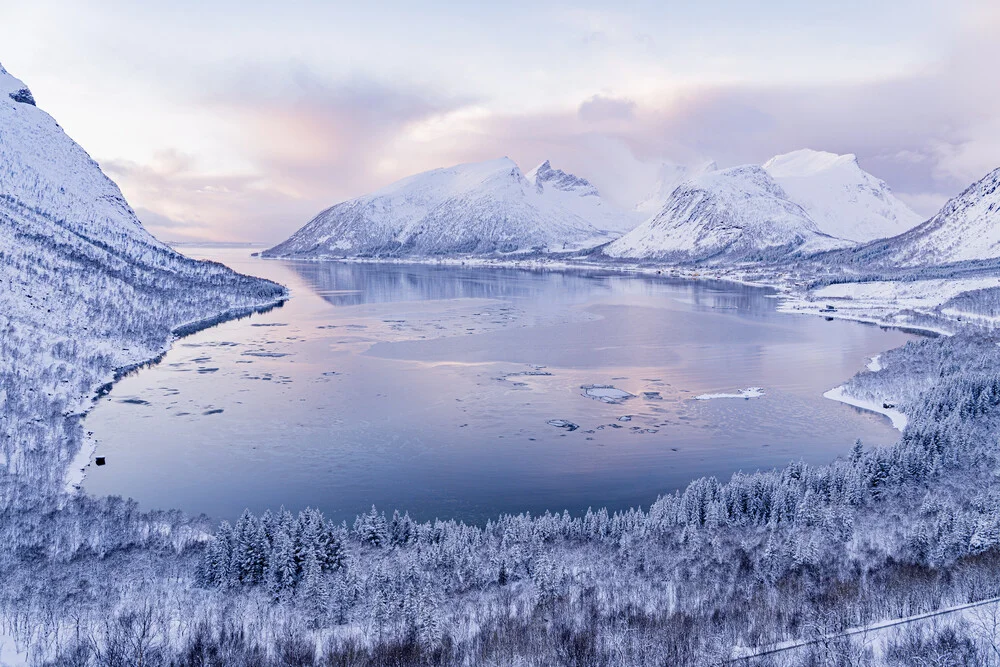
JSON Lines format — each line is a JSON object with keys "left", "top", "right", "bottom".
{"left": 823, "top": 386, "right": 907, "bottom": 431}
{"left": 0, "top": 60, "right": 285, "bottom": 497}
{"left": 265, "top": 158, "right": 636, "bottom": 258}
{"left": 867, "top": 355, "right": 883, "bottom": 372}
{"left": 581, "top": 385, "right": 634, "bottom": 402}
{"left": 816, "top": 277, "right": 1000, "bottom": 310}
{"left": 777, "top": 275, "right": 1000, "bottom": 336}
{"left": 633, "top": 159, "right": 718, "bottom": 216}
{"left": 695, "top": 387, "right": 765, "bottom": 400}
{"left": 607, "top": 165, "right": 849, "bottom": 262}
{"left": 763, "top": 149, "right": 921, "bottom": 243}
{"left": 0, "top": 631, "right": 28, "bottom": 667}
{"left": 872, "top": 167, "right": 1000, "bottom": 266}
{"left": 63, "top": 433, "right": 98, "bottom": 493}
{"left": 526, "top": 160, "right": 642, "bottom": 234}
{"left": 731, "top": 595, "right": 1000, "bottom": 662}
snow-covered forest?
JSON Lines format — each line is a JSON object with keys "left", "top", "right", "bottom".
{"left": 10, "top": 330, "right": 1000, "bottom": 666}
{"left": 6, "top": 56, "right": 1000, "bottom": 666}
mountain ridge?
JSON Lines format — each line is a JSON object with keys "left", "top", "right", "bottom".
{"left": 605, "top": 164, "right": 849, "bottom": 263}
{"left": 849, "top": 167, "right": 1000, "bottom": 267}
{"left": 264, "top": 158, "right": 636, "bottom": 258}
{"left": 763, "top": 149, "right": 922, "bottom": 243}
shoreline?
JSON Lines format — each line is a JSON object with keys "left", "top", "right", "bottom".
{"left": 261, "top": 252, "right": 968, "bottom": 338}
{"left": 62, "top": 295, "right": 289, "bottom": 494}
{"left": 823, "top": 385, "right": 908, "bottom": 432}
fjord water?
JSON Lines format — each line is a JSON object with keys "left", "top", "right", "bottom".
{"left": 84, "top": 248, "right": 913, "bottom": 524}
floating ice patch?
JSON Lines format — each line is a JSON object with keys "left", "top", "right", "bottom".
{"left": 695, "top": 387, "right": 765, "bottom": 400}
{"left": 498, "top": 367, "right": 554, "bottom": 382}
{"left": 642, "top": 391, "right": 662, "bottom": 400}
{"left": 547, "top": 419, "right": 579, "bottom": 431}
{"left": 581, "top": 384, "right": 634, "bottom": 403}
{"left": 618, "top": 415, "right": 632, "bottom": 422}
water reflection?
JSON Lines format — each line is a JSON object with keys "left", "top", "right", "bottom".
{"left": 84, "top": 250, "right": 914, "bottom": 525}
{"left": 288, "top": 260, "right": 777, "bottom": 314}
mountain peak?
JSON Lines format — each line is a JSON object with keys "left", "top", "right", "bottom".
{"left": 525, "top": 160, "right": 598, "bottom": 196}
{"left": 763, "top": 149, "right": 859, "bottom": 178}
{"left": 265, "top": 156, "right": 639, "bottom": 258}
{"left": 0, "top": 61, "right": 36, "bottom": 106}
{"left": 762, "top": 148, "right": 920, "bottom": 243}
{"left": 634, "top": 160, "right": 717, "bottom": 215}
{"left": 608, "top": 162, "right": 843, "bottom": 262}
{"left": 862, "top": 166, "right": 1000, "bottom": 266}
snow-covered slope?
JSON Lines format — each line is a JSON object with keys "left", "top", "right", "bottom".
{"left": 634, "top": 160, "right": 718, "bottom": 216}
{"left": 0, "top": 63, "right": 163, "bottom": 252}
{"left": 861, "top": 168, "right": 1000, "bottom": 266}
{"left": 763, "top": 149, "right": 921, "bottom": 243}
{"left": 525, "top": 160, "right": 639, "bottom": 234}
{"left": 264, "top": 158, "right": 623, "bottom": 258}
{"left": 0, "top": 61, "right": 285, "bottom": 494}
{"left": 605, "top": 165, "right": 849, "bottom": 262}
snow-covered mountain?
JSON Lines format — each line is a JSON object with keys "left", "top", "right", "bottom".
{"left": 0, "top": 64, "right": 163, "bottom": 252}
{"left": 633, "top": 160, "right": 718, "bottom": 216}
{"left": 605, "top": 165, "right": 849, "bottom": 262}
{"left": 264, "top": 158, "right": 634, "bottom": 258}
{"left": 0, "top": 61, "right": 284, "bottom": 492}
{"left": 860, "top": 168, "right": 1000, "bottom": 266}
{"left": 525, "top": 160, "right": 640, "bottom": 234}
{"left": 763, "top": 149, "right": 921, "bottom": 243}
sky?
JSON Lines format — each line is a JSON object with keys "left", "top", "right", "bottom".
{"left": 0, "top": 0, "right": 997, "bottom": 243}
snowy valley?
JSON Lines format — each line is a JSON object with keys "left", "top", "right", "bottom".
{"left": 5, "top": 55, "right": 1000, "bottom": 667}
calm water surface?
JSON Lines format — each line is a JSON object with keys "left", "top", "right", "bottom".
{"left": 84, "top": 247, "right": 914, "bottom": 524}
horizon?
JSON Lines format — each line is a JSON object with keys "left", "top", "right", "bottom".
{"left": 1, "top": 0, "right": 997, "bottom": 244}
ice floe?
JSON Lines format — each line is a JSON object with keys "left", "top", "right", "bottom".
{"left": 695, "top": 387, "right": 765, "bottom": 400}
{"left": 581, "top": 384, "right": 634, "bottom": 403}
{"left": 547, "top": 419, "right": 579, "bottom": 431}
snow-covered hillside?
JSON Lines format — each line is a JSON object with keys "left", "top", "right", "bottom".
{"left": 264, "top": 158, "right": 631, "bottom": 258}
{"left": 525, "top": 160, "right": 641, "bottom": 234}
{"left": 605, "top": 165, "right": 849, "bottom": 262}
{"left": 633, "top": 160, "right": 717, "bottom": 216}
{"left": 763, "top": 149, "right": 921, "bottom": 243}
{"left": 0, "top": 63, "right": 163, "bottom": 252}
{"left": 862, "top": 167, "right": 1000, "bottom": 266}
{"left": 0, "top": 61, "right": 285, "bottom": 492}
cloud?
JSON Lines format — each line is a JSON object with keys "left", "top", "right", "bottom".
{"left": 103, "top": 64, "right": 475, "bottom": 243}
{"left": 195, "top": 63, "right": 472, "bottom": 197}
{"left": 578, "top": 95, "right": 637, "bottom": 122}
{"left": 431, "top": 1, "right": 999, "bottom": 218}
{"left": 94, "top": 0, "right": 1000, "bottom": 239}
{"left": 103, "top": 150, "right": 318, "bottom": 243}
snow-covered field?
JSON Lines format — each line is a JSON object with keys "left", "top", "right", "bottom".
{"left": 778, "top": 276, "right": 1000, "bottom": 336}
